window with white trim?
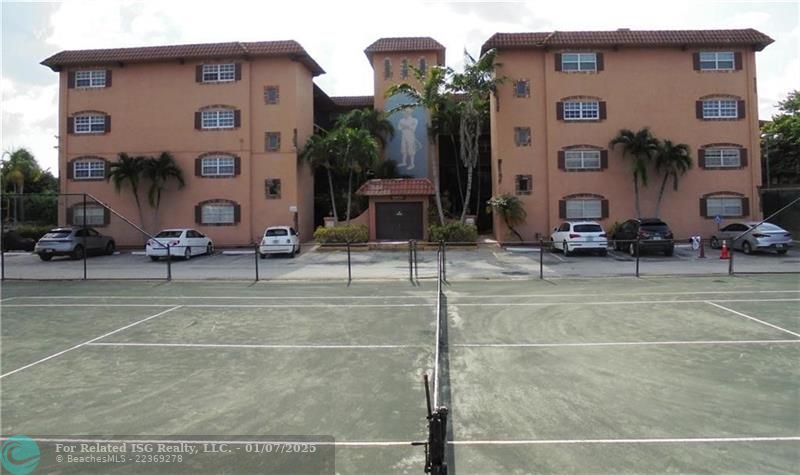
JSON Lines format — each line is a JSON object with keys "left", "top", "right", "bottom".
{"left": 699, "top": 52, "right": 735, "bottom": 71}
{"left": 562, "top": 53, "right": 597, "bottom": 72}
{"left": 72, "top": 205, "right": 105, "bottom": 226}
{"left": 201, "top": 202, "right": 235, "bottom": 224}
{"left": 566, "top": 199, "right": 602, "bottom": 219}
{"left": 704, "top": 148, "right": 741, "bottom": 168}
{"left": 201, "top": 109, "right": 235, "bottom": 129}
{"left": 73, "top": 160, "right": 105, "bottom": 179}
{"left": 706, "top": 197, "right": 742, "bottom": 217}
{"left": 201, "top": 156, "right": 235, "bottom": 177}
{"left": 74, "top": 114, "right": 106, "bottom": 133}
{"left": 564, "top": 150, "right": 601, "bottom": 170}
{"left": 702, "top": 99, "right": 738, "bottom": 119}
{"left": 563, "top": 101, "right": 599, "bottom": 120}
{"left": 75, "top": 70, "right": 107, "bottom": 88}
{"left": 202, "top": 64, "right": 235, "bottom": 82}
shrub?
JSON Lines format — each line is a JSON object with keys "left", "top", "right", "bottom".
{"left": 313, "top": 224, "right": 368, "bottom": 244}
{"left": 429, "top": 222, "right": 478, "bottom": 243}
{"left": 13, "top": 224, "right": 54, "bottom": 241}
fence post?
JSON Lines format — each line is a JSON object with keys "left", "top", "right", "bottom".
{"left": 413, "top": 240, "right": 419, "bottom": 282}
{"left": 728, "top": 244, "right": 735, "bottom": 276}
{"left": 166, "top": 243, "right": 172, "bottom": 281}
{"left": 254, "top": 243, "right": 259, "bottom": 282}
{"left": 441, "top": 240, "right": 447, "bottom": 282}
{"left": 1, "top": 196, "right": 5, "bottom": 281}
{"left": 539, "top": 239, "right": 544, "bottom": 280}
{"left": 82, "top": 194, "right": 87, "bottom": 280}
{"left": 346, "top": 241, "right": 352, "bottom": 286}
{"left": 408, "top": 240, "right": 414, "bottom": 283}
{"left": 635, "top": 238, "right": 640, "bottom": 278}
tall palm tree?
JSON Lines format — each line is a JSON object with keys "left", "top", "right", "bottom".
{"left": 654, "top": 140, "right": 692, "bottom": 218}
{"left": 143, "top": 152, "right": 185, "bottom": 229}
{"left": 329, "top": 127, "right": 379, "bottom": 223}
{"left": 1, "top": 148, "right": 42, "bottom": 222}
{"left": 300, "top": 133, "right": 340, "bottom": 222}
{"left": 335, "top": 109, "right": 395, "bottom": 149}
{"left": 609, "top": 128, "right": 660, "bottom": 218}
{"left": 107, "top": 152, "right": 146, "bottom": 227}
{"left": 386, "top": 65, "right": 452, "bottom": 225}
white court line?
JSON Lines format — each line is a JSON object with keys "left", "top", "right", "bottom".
{"left": 450, "top": 289, "right": 800, "bottom": 299}
{"left": 0, "top": 306, "right": 182, "bottom": 379}
{"left": 449, "top": 436, "right": 800, "bottom": 446}
{"left": 5, "top": 295, "right": 432, "bottom": 300}
{"left": 87, "top": 342, "right": 426, "bottom": 350}
{"left": 0, "top": 437, "right": 412, "bottom": 447}
{"left": 705, "top": 301, "right": 800, "bottom": 339}
{"left": 456, "top": 339, "right": 800, "bottom": 348}
{"left": 4, "top": 298, "right": 799, "bottom": 309}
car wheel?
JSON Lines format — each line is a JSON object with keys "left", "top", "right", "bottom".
{"left": 777, "top": 249, "right": 788, "bottom": 255}
{"left": 38, "top": 254, "right": 52, "bottom": 261}
{"left": 259, "top": 253, "right": 267, "bottom": 259}
{"left": 629, "top": 242, "right": 638, "bottom": 257}
{"left": 206, "top": 243, "right": 213, "bottom": 256}
{"left": 562, "top": 240, "right": 571, "bottom": 257}
{"left": 150, "top": 256, "right": 160, "bottom": 262}
{"left": 664, "top": 247, "right": 674, "bottom": 257}
{"left": 105, "top": 241, "right": 116, "bottom": 255}
{"left": 71, "top": 245, "right": 85, "bottom": 260}
{"left": 710, "top": 236, "right": 720, "bottom": 249}
{"left": 599, "top": 249, "right": 608, "bottom": 257}
{"left": 183, "top": 247, "right": 191, "bottom": 260}
{"left": 742, "top": 241, "right": 752, "bottom": 255}
{"left": 296, "top": 244, "right": 301, "bottom": 254}
{"left": 288, "top": 249, "right": 296, "bottom": 258}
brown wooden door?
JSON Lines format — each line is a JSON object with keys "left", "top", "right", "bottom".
{"left": 375, "top": 202, "right": 423, "bottom": 240}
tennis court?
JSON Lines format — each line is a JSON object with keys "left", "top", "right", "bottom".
{"left": 1, "top": 274, "right": 798, "bottom": 474}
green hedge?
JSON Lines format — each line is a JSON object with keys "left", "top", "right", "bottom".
{"left": 313, "top": 224, "right": 368, "bottom": 244}
{"left": 429, "top": 222, "right": 478, "bottom": 243}
{"left": 12, "top": 224, "right": 54, "bottom": 241}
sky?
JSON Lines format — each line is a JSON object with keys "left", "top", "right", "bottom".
{"left": 1, "top": 0, "right": 798, "bottom": 176}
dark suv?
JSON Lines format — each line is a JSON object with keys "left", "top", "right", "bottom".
{"left": 612, "top": 218, "right": 674, "bottom": 256}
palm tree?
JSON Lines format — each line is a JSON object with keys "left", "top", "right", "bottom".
{"left": 300, "top": 133, "right": 340, "bottom": 222}
{"left": 386, "top": 65, "right": 452, "bottom": 225}
{"left": 2, "top": 148, "right": 43, "bottom": 222}
{"left": 329, "top": 127, "right": 379, "bottom": 223}
{"left": 609, "top": 128, "right": 660, "bottom": 218}
{"left": 143, "top": 152, "right": 185, "bottom": 229}
{"left": 487, "top": 194, "right": 527, "bottom": 241}
{"left": 335, "top": 109, "right": 395, "bottom": 149}
{"left": 654, "top": 140, "right": 692, "bottom": 218}
{"left": 107, "top": 153, "right": 146, "bottom": 227}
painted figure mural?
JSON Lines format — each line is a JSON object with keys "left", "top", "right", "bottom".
{"left": 384, "top": 93, "right": 428, "bottom": 178}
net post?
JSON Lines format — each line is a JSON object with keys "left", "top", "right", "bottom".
{"left": 539, "top": 239, "right": 544, "bottom": 280}
{"left": 82, "top": 193, "right": 87, "bottom": 280}
{"left": 728, "top": 243, "right": 735, "bottom": 276}
{"left": 254, "top": 243, "right": 259, "bottom": 281}
{"left": 166, "top": 243, "right": 172, "bottom": 281}
{"left": 635, "top": 238, "right": 640, "bottom": 278}
{"left": 346, "top": 241, "right": 352, "bottom": 286}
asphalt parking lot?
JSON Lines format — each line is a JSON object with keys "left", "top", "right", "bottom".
{"left": 1, "top": 244, "right": 797, "bottom": 281}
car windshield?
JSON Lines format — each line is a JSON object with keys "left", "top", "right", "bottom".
{"left": 266, "top": 229, "right": 288, "bottom": 237}
{"left": 574, "top": 224, "right": 602, "bottom": 233}
{"left": 43, "top": 231, "right": 72, "bottom": 239}
{"left": 754, "top": 223, "right": 782, "bottom": 232}
{"left": 156, "top": 231, "right": 183, "bottom": 238}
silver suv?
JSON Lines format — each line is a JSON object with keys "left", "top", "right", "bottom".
{"left": 34, "top": 227, "right": 116, "bottom": 261}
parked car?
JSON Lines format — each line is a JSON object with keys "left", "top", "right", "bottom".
{"left": 146, "top": 228, "right": 213, "bottom": 261}
{"left": 2, "top": 230, "right": 35, "bottom": 252}
{"left": 259, "top": 226, "right": 300, "bottom": 258}
{"left": 550, "top": 221, "right": 608, "bottom": 256}
{"left": 711, "top": 221, "right": 792, "bottom": 255}
{"left": 612, "top": 218, "right": 674, "bottom": 256}
{"left": 34, "top": 227, "right": 115, "bottom": 261}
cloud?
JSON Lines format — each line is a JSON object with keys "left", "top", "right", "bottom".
{"left": 1, "top": 77, "right": 59, "bottom": 173}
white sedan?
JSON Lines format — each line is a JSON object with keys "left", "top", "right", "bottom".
{"left": 259, "top": 226, "right": 300, "bottom": 258}
{"left": 146, "top": 228, "right": 214, "bottom": 261}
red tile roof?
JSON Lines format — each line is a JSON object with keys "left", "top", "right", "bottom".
{"left": 364, "top": 37, "right": 445, "bottom": 64}
{"left": 41, "top": 40, "right": 325, "bottom": 75}
{"left": 357, "top": 178, "right": 435, "bottom": 196}
{"left": 331, "top": 96, "right": 374, "bottom": 107}
{"left": 481, "top": 29, "right": 774, "bottom": 54}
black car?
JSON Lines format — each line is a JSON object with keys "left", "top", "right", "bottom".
{"left": 612, "top": 218, "right": 674, "bottom": 256}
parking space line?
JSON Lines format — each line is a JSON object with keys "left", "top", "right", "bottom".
{"left": 0, "top": 306, "right": 182, "bottom": 379}
{"left": 705, "top": 301, "right": 800, "bottom": 338}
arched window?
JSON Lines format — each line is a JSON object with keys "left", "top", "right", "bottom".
{"left": 559, "top": 194, "right": 608, "bottom": 220}
{"left": 196, "top": 199, "right": 240, "bottom": 225}
{"left": 383, "top": 58, "right": 392, "bottom": 79}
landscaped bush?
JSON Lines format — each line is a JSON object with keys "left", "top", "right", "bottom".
{"left": 429, "top": 222, "right": 478, "bottom": 243}
{"left": 13, "top": 224, "right": 54, "bottom": 241}
{"left": 313, "top": 224, "right": 368, "bottom": 244}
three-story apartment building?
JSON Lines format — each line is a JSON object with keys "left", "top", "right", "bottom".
{"left": 42, "top": 41, "right": 323, "bottom": 246}
{"left": 483, "top": 29, "right": 773, "bottom": 240}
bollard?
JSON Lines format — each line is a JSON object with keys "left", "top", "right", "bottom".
{"left": 166, "top": 243, "right": 172, "bottom": 281}
{"left": 254, "top": 243, "right": 259, "bottom": 281}
{"left": 635, "top": 238, "right": 640, "bottom": 278}
{"left": 539, "top": 239, "right": 544, "bottom": 280}
{"left": 699, "top": 238, "right": 706, "bottom": 258}
{"left": 346, "top": 241, "right": 352, "bottom": 286}
{"left": 728, "top": 244, "right": 735, "bottom": 276}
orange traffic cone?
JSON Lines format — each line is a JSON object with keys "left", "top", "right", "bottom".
{"left": 720, "top": 240, "right": 730, "bottom": 260}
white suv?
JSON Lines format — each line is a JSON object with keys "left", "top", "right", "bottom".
{"left": 259, "top": 226, "right": 300, "bottom": 258}
{"left": 550, "top": 221, "right": 608, "bottom": 256}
